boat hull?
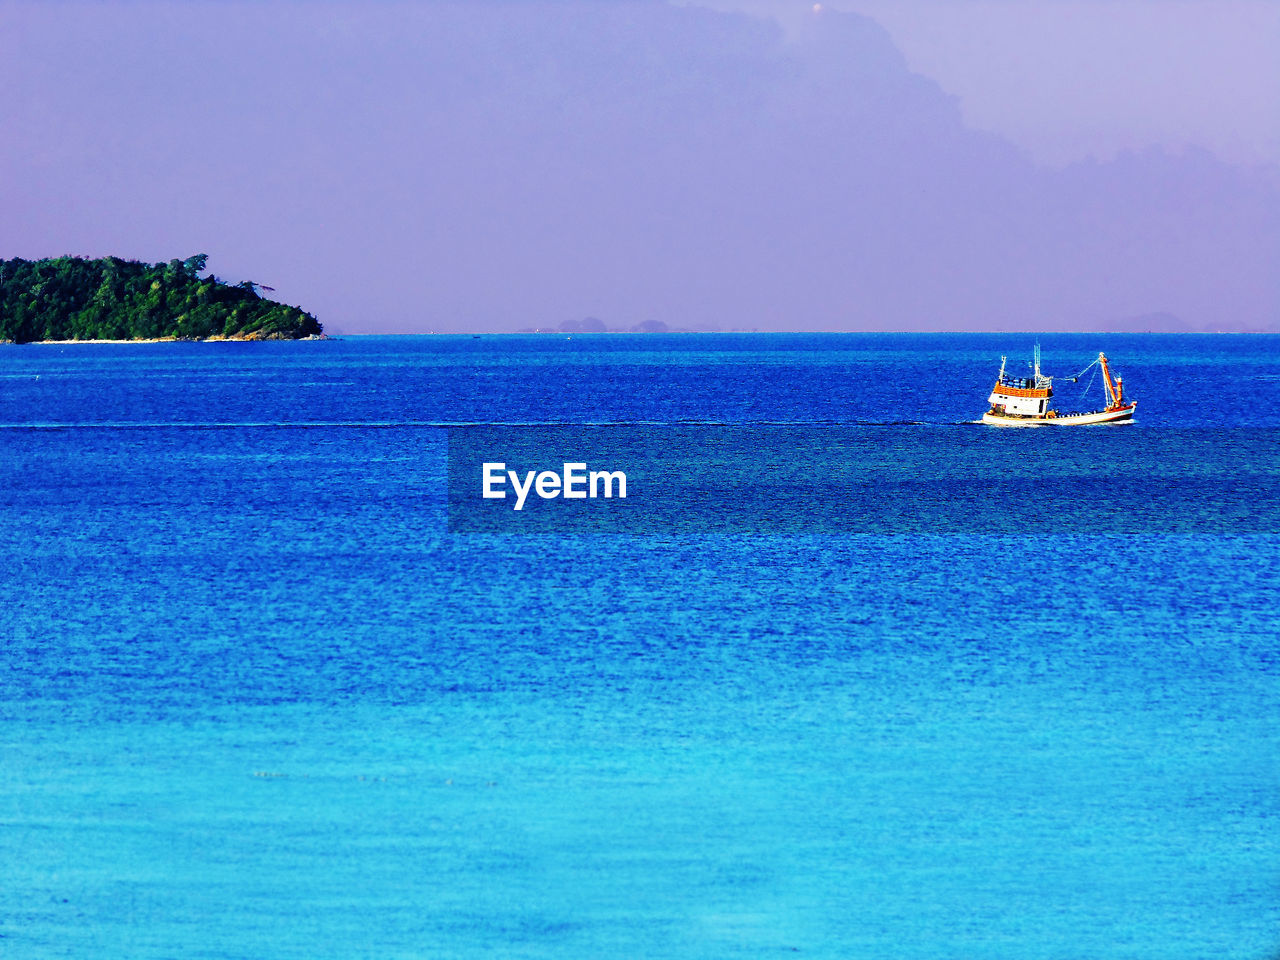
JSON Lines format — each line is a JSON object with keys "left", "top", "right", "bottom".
{"left": 982, "top": 403, "right": 1136, "bottom": 427}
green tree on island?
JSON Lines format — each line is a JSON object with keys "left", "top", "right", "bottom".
{"left": 0, "top": 255, "right": 322, "bottom": 343}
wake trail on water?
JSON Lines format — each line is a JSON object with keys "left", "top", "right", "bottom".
{"left": 0, "top": 419, "right": 982, "bottom": 430}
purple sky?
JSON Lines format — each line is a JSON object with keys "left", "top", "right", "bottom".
{"left": 1, "top": 0, "right": 1277, "bottom": 333}
{"left": 711, "top": 1, "right": 1280, "bottom": 168}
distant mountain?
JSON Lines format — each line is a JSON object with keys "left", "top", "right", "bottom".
{"left": 1091, "top": 311, "right": 1278, "bottom": 334}
{"left": 537, "top": 318, "right": 676, "bottom": 334}
{"left": 1097, "top": 312, "right": 1194, "bottom": 333}
{"left": 558, "top": 317, "right": 608, "bottom": 334}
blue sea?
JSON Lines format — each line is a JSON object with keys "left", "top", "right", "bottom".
{"left": 1, "top": 333, "right": 1277, "bottom": 959}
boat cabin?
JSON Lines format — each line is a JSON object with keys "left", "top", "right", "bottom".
{"left": 988, "top": 355, "right": 1053, "bottom": 418}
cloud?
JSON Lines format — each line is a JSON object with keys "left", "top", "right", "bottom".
{"left": 1, "top": 0, "right": 1275, "bottom": 331}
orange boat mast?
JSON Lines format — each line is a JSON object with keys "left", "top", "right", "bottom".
{"left": 1098, "top": 352, "right": 1125, "bottom": 409}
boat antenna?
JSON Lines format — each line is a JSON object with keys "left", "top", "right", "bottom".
{"left": 1032, "top": 342, "right": 1052, "bottom": 388}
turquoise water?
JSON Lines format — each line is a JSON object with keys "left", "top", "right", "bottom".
{"left": 1, "top": 334, "right": 1277, "bottom": 958}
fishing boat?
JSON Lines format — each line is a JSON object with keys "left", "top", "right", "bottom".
{"left": 982, "top": 346, "right": 1136, "bottom": 426}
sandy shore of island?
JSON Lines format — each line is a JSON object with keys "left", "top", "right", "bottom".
{"left": 19, "top": 335, "right": 327, "bottom": 345}
{"left": 29, "top": 337, "right": 185, "bottom": 344}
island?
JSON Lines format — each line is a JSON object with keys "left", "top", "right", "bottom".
{"left": 0, "top": 255, "right": 322, "bottom": 343}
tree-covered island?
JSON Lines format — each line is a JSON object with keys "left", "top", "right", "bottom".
{"left": 0, "top": 255, "right": 322, "bottom": 343}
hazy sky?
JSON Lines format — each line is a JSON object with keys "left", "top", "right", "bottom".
{"left": 1, "top": 0, "right": 1276, "bottom": 333}
{"left": 703, "top": 0, "right": 1280, "bottom": 167}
